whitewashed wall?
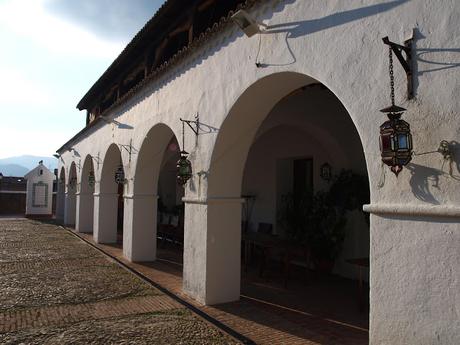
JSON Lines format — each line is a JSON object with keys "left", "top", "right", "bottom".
{"left": 57, "top": 1, "right": 460, "bottom": 343}
{"left": 25, "top": 164, "right": 54, "bottom": 216}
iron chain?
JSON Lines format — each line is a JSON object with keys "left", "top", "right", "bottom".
{"left": 389, "top": 47, "right": 395, "bottom": 106}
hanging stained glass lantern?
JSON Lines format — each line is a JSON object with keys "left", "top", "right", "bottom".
{"left": 69, "top": 177, "right": 77, "bottom": 188}
{"left": 320, "top": 162, "right": 332, "bottom": 182}
{"left": 114, "top": 164, "right": 125, "bottom": 184}
{"left": 379, "top": 106, "right": 412, "bottom": 176}
{"left": 379, "top": 46, "right": 413, "bottom": 176}
{"left": 177, "top": 150, "right": 192, "bottom": 186}
{"left": 88, "top": 170, "right": 95, "bottom": 187}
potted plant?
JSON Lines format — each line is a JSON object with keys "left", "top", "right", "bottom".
{"left": 278, "top": 191, "right": 313, "bottom": 245}
{"left": 309, "top": 170, "right": 370, "bottom": 272}
{"left": 306, "top": 191, "right": 346, "bottom": 273}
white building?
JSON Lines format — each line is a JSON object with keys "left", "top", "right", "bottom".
{"left": 25, "top": 162, "right": 54, "bottom": 217}
{"left": 56, "top": 1, "right": 460, "bottom": 343}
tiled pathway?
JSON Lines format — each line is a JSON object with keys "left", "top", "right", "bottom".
{"left": 77, "top": 230, "right": 369, "bottom": 345}
{"left": 0, "top": 218, "right": 240, "bottom": 344}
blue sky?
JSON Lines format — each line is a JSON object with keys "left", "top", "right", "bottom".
{"left": 0, "top": 0, "right": 164, "bottom": 159}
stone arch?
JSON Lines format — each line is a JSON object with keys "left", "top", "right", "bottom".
{"left": 94, "top": 144, "right": 124, "bottom": 243}
{"left": 123, "top": 123, "right": 181, "bottom": 261}
{"left": 64, "top": 162, "right": 78, "bottom": 226}
{"left": 56, "top": 166, "right": 66, "bottom": 222}
{"left": 76, "top": 154, "right": 95, "bottom": 233}
{"left": 207, "top": 71, "right": 369, "bottom": 197}
{"left": 193, "top": 71, "right": 370, "bottom": 304}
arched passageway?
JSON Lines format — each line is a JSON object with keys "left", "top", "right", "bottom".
{"left": 196, "top": 72, "right": 370, "bottom": 318}
{"left": 157, "top": 136, "right": 185, "bottom": 263}
{"left": 64, "top": 162, "right": 77, "bottom": 226}
{"left": 94, "top": 144, "right": 124, "bottom": 244}
{"left": 76, "top": 155, "right": 95, "bottom": 233}
{"left": 124, "top": 124, "right": 184, "bottom": 263}
{"left": 56, "top": 167, "right": 66, "bottom": 222}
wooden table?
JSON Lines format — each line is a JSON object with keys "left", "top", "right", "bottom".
{"left": 242, "top": 232, "right": 310, "bottom": 286}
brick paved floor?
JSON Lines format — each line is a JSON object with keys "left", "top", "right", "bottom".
{"left": 0, "top": 219, "right": 240, "bottom": 344}
{"left": 77, "top": 231, "right": 369, "bottom": 345}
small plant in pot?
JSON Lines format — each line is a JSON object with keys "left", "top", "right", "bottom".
{"left": 310, "top": 169, "right": 370, "bottom": 272}
{"left": 278, "top": 191, "right": 346, "bottom": 273}
{"left": 307, "top": 191, "right": 346, "bottom": 273}
{"left": 278, "top": 169, "right": 369, "bottom": 273}
{"left": 278, "top": 191, "right": 313, "bottom": 246}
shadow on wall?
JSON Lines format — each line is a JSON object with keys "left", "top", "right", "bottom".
{"left": 109, "top": 0, "right": 407, "bottom": 124}
{"left": 256, "top": 0, "right": 407, "bottom": 68}
{"left": 406, "top": 163, "right": 442, "bottom": 204}
{"left": 412, "top": 28, "right": 460, "bottom": 97}
{"left": 415, "top": 29, "right": 460, "bottom": 75}
{"left": 406, "top": 141, "right": 460, "bottom": 204}
{"left": 264, "top": 0, "right": 406, "bottom": 37}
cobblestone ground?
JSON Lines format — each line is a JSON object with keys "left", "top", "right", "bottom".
{"left": 0, "top": 219, "right": 240, "bottom": 344}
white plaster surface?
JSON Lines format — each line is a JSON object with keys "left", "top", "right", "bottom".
{"left": 24, "top": 163, "right": 54, "bottom": 216}
{"left": 56, "top": 1, "right": 460, "bottom": 343}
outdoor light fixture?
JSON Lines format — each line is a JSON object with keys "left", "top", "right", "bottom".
{"left": 379, "top": 43, "right": 413, "bottom": 176}
{"left": 69, "top": 176, "right": 77, "bottom": 188}
{"left": 176, "top": 119, "right": 194, "bottom": 186}
{"left": 320, "top": 162, "right": 332, "bottom": 182}
{"left": 177, "top": 151, "right": 192, "bottom": 186}
{"left": 88, "top": 171, "right": 95, "bottom": 187}
{"left": 114, "top": 164, "right": 125, "bottom": 184}
{"left": 231, "top": 10, "right": 260, "bottom": 37}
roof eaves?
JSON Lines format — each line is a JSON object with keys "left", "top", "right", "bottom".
{"left": 63, "top": 0, "right": 258, "bottom": 153}
{"left": 76, "top": 0, "right": 176, "bottom": 110}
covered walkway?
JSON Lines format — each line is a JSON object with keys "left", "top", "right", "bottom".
{"left": 77, "top": 231, "right": 368, "bottom": 345}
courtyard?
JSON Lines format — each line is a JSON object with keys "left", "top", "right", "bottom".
{"left": 0, "top": 218, "right": 240, "bottom": 344}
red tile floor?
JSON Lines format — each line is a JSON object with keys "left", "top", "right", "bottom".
{"left": 76, "top": 232, "right": 369, "bottom": 345}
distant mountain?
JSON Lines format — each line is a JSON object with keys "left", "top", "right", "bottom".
{"left": 0, "top": 155, "right": 57, "bottom": 177}
{"left": 0, "top": 164, "right": 29, "bottom": 177}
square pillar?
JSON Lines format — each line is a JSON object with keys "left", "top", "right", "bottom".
{"left": 55, "top": 184, "right": 65, "bottom": 223}
{"left": 183, "top": 197, "right": 242, "bottom": 305}
{"left": 93, "top": 192, "right": 118, "bottom": 243}
{"left": 123, "top": 194, "right": 158, "bottom": 262}
{"left": 75, "top": 192, "right": 94, "bottom": 233}
{"left": 64, "top": 192, "right": 76, "bottom": 226}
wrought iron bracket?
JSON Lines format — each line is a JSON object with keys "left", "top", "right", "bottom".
{"left": 91, "top": 153, "right": 101, "bottom": 170}
{"left": 180, "top": 114, "right": 200, "bottom": 137}
{"left": 382, "top": 30, "right": 414, "bottom": 99}
{"left": 118, "top": 139, "right": 136, "bottom": 163}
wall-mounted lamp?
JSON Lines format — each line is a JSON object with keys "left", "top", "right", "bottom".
{"left": 231, "top": 10, "right": 261, "bottom": 37}
{"left": 320, "top": 162, "right": 332, "bottom": 182}
{"left": 379, "top": 37, "right": 413, "bottom": 176}
{"left": 176, "top": 118, "right": 195, "bottom": 186}
{"left": 91, "top": 153, "right": 101, "bottom": 170}
{"left": 88, "top": 171, "right": 95, "bottom": 188}
{"left": 114, "top": 164, "right": 125, "bottom": 185}
{"left": 117, "top": 139, "right": 136, "bottom": 163}
{"left": 177, "top": 153, "right": 192, "bottom": 186}
{"left": 382, "top": 32, "right": 414, "bottom": 99}
{"left": 69, "top": 176, "right": 77, "bottom": 188}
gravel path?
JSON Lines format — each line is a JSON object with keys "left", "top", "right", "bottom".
{"left": 0, "top": 219, "right": 240, "bottom": 344}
